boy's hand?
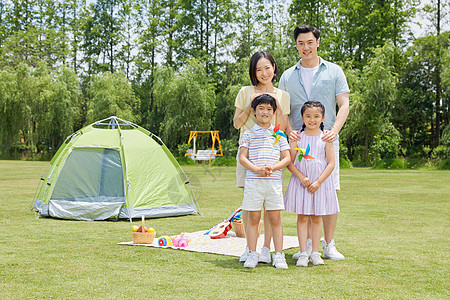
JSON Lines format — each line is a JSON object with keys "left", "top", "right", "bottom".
{"left": 255, "top": 165, "right": 267, "bottom": 177}
{"left": 264, "top": 165, "right": 273, "bottom": 176}
{"left": 289, "top": 130, "right": 301, "bottom": 142}
{"left": 300, "top": 176, "right": 311, "bottom": 188}
{"left": 308, "top": 181, "right": 321, "bottom": 193}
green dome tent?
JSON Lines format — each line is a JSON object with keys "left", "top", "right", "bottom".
{"left": 32, "top": 116, "right": 199, "bottom": 221}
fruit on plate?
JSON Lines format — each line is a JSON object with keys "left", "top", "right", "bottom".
{"left": 137, "top": 225, "right": 147, "bottom": 232}
{"left": 147, "top": 227, "right": 155, "bottom": 233}
{"left": 131, "top": 225, "right": 139, "bottom": 232}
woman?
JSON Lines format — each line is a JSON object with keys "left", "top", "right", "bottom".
{"left": 233, "top": 51, "right": 291, "bottom": 264}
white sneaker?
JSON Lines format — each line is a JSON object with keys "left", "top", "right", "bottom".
{"left": 296, "top": 252, "right": 309, "bottom": 267}
{"left": 322, "top": 239, "right": 345, "bottom": 260}
{"left": 310, "top": 252, "right": 324, "bottom": 265}
{"left": 244, "top": 251, "right": 259, "bottom": 268}
{"left": 292, "top": 238, "right": 312, "bottom": 259}
{"left": 258, "top": 247, "right": 271, "bottom": 263}
{"left": 272, "top": 252, "right": 288, "bottom": 269}
{"left": 239, "top": 247, "right": 249, "bottom": 262}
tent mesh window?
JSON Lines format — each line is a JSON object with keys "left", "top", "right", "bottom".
{"left": 51, "top": 147, "right": 125, "bottom": 202}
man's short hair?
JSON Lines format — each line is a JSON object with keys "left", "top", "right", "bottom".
{"left": 251, "top": 94, "right": 277, "bottom": 111}
{"left": 294, "top": 24, "right": 320, "bottom": 41}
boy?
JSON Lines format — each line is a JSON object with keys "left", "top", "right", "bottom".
{"left": 239, "top": 94, "right": 291, "bottom": 269}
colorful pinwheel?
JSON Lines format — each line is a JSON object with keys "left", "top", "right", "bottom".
{"left": 269, "top": 124, "right": 287, "bottom": 145}
{"left": 294, "top": 144, "right": 314, "bottom": 162}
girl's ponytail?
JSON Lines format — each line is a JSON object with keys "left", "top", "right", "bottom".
{"left": 301, "top": 123, "right": 306, "bottom": 132}
{"left": 320, "top": 122, "right": 324, "bottom": 131}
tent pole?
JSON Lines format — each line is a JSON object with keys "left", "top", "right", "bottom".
{"left": 178, "top": 167, "right": 202, "bottom": 215}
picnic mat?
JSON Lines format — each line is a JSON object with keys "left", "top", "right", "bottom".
{"left": 119, "top": 230, "right": 299, "bottom": 257}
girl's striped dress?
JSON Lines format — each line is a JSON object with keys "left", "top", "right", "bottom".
{"left": 284, "top": 132, "right": 339, "bottom": 215}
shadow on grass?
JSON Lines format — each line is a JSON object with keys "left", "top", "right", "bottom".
{"left": 206, "top": 257, "right": 280, "bottom": 271}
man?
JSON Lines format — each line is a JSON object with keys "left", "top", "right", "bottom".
{"left": 279, "top": 24, "right": 349, "bottom": 260}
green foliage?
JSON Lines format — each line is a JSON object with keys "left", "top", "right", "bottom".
{"left": 406, "top": 156, "right": 427, "bottom": 169}
{"left": 210, "top": 156, "right": 237, "bottom": 166}
{"left": 373, "top": 158, "right": 406, "bottom": 170}
{"left": 0, "top": 27, "right": 69, "bottom": 69}
{"left": 214, "top": 84, "right": 242, "bottom": 141}
{"left": 175, "top": 156, "right": 196, "bottom": 165}
{"left": 431, "top": 145, "right": 450, "bottom": 160}
{"left": 437, "top": 158, "right": 450, "bottom": 170}
{"left": 177, "top": 143, "right": 192, "bottom": 157}
{"left": 153, "top": 58, "right": 216, "bottom": 150}
{"left": 0, "top": 0, "right": 448, "bottom": 163}
{"left": 370, "top": 124, "right": 403, "bottom": 159}
{"left": 219, "top": 138, "right": 238, "bottom": 157}
{"left": 350, "top": 146, "right": 376, "bottom": 167}
{"left": 441, "top": 124, "right": 450, "bottom": 146}
{"left": 342, "top": 41, "right": 400, "bottom": 163}
{"left": 0, "top": 62, "right": 81, "bottom": 157}
{"left": 86, "top": 71, "right": 139, "bottom": 124}
{"left": 339, "top": 157, "right": 352, "bottom": 169}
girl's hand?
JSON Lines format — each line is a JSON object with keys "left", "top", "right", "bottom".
{"left": 308, "top": 181, "right": 321, "bottom": 193}
{"left": 300, "top": 176, "right": 311, "bottom": 188}
{"left": 289, "top": 130, "right": 301, "bottom": 142}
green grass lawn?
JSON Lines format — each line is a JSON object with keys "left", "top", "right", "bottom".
{"left": 1, "top": 160, "right": 449, "bottom": 299}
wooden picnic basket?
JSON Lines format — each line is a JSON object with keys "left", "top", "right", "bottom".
{"left": 232, "top": 220, "right": 262, "bottom": 238}
{"left": 132, "top": 216, "right": 155, "bottom": 244}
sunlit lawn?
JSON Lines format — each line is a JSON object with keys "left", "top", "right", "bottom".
{"left": 0, "top": 160, "right": 449, "bottom": 299}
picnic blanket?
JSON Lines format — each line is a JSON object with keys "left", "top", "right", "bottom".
{"left": 119, "top": 230, "right": 299, "bottom": 257}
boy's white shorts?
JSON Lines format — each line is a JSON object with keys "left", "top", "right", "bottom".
{"left": 242, "top": 179, "right": 284, "bottom": 211}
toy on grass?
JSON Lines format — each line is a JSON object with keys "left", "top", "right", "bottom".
{"left": 172, "top": 233, "right": 190, "bottom": 247}
{"left": 158, "top": 235, "right": 173, "bottom": 247}
{"left": 268, "top": 124, "right": 287, "bottom": 145}
{"left": 206, "top": 207, "right": 242, "bottom": 239}
{"left": 294, "top": 144, "right": 314, "bottom": 163}
{"left": 231, "top": 211, "right": 241, "bottom": 222}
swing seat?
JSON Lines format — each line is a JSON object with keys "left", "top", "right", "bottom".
{"left": 187, "top": 149, "right": 217, "bottom": 162}
{"left": 185, "top": 130, "right": 223, "bottom": 165}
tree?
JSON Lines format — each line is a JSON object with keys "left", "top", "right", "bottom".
{"left": 153, "top": 58, "right": 216, "bottom": 150}
{"left": 85, "top": 71, "right": 140, "bottom": 123}
{"left": 336, "top": 0, "right": 417, "bottom": 68}
{"left": 39, "top": 65, "right": 82, "bottom": 151}
{"left": 342, "top": 42, "right": 399, "bottom": 162}
{"left": 0, "top": 65, "right": 24, "bottom": 154}
{"left": 0, "top": 61, "right": 81, "bottom": 156}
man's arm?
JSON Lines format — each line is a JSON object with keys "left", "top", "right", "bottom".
{"left": 322, "top": 92, "right": 349, "bottom": 143}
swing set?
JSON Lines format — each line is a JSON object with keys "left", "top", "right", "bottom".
{"left": 185, "top": 131, "right": 223, "bottom": 164}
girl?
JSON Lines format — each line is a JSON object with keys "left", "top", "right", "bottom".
{"left": 284, "top": 101, "right": 339, "bottom": 267}
{"left": 233, "top": 51, "right": 291, "bottom": 264}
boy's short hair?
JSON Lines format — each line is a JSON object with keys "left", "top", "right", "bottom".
{"left": 251, "top": 94, "right": 277, "bottom": 111}
{"left": 294, "top": 24, "right": 320, "bottom": 41}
